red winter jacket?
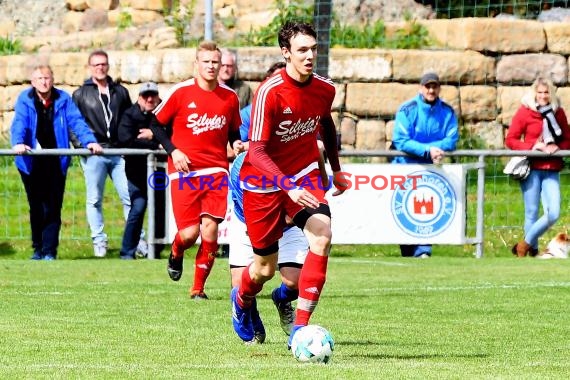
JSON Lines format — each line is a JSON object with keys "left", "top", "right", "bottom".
{"left": 506, "top": 103, "right": 570, "bottom": 171}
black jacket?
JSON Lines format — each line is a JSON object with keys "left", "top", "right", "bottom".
{"left": 72, "top": 76, "right": 131, "bottom": 147}
{"left": 118, "top": 102, "right": 163, "bottom": 186}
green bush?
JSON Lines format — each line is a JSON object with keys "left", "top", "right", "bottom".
{"left": 417, "top": 0, "right": 561, "bottom": 19}
{"left": 163, "top": 0, "right": 198, "bottom": 47}
{"left": 117, "top": 11, "right": 133, "bottom": 31}
{"left": 234, "top": 0, "right": 431, "bottom": 49}
{"left": 0, "top": 37, "right": 22, "bottom": 56}
{"left": 239, "top": 0, "right": 313, "bottom": 47}
{"left": 330, "top": 20, "right": 387, "bottom": 49}
{"left": 386, "top": 18, "right": 431, "bottom": 49}
{"left": 331, "top": 17, "right": 431, "bottom": 49}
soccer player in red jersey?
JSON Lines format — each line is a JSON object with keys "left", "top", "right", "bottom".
{"left": 150, "top": 41, "right": 242, "bottom": 299}
{"left": 231, "top": 21, "right": 347, "bottom": 345}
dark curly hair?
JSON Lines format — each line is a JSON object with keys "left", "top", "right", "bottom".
{"left": 278, "top": 21, "right": 316, "bottom": 51}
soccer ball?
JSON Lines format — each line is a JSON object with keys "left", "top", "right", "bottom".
{"left": 290, "top": 325, "right": 334, "bottom": 364}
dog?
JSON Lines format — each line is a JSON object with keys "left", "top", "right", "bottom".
{"left": 538, "top": 232, "right": 570, "bottom": 259}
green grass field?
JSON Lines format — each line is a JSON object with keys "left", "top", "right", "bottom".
{"left": 1, "top": 256, "right": 569, "bottom": 379}
{"left": 2, "top": 155, "right": 570, "bottom": 378}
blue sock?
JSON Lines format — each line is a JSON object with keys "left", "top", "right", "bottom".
{"left": 274, "top": 282, "right": 298, "bottom": 303}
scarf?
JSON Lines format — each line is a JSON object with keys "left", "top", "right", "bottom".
{"left": 538, "top": 104, "right": 562, "bottom": 144}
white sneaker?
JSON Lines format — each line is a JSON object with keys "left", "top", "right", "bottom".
{"left": 418, "top": 253, "right": 430, "bottom": 259}
{"left": 93, "top": 242, "right": 107, "bottom": 258}
{"left": 136, "top": 239, "right": 148, "bottom": 258}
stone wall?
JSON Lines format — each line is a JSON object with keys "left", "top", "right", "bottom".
{"left": 0, "top": 0, "right": 430, "bottom": 52}
{"left": 3, "top": 17, "right": 570, "bottom": 152}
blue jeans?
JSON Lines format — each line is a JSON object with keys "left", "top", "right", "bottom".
{"left": 519, "top": 169, "right": 560, "bottom": 249}
{"left": 80, "top": 155, "right": 131, "bottom": 244}
{"left": 120, "top": 180, "right": 147, "bottom": 258}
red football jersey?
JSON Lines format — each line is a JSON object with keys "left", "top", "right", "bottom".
{"left": 241, "top": 71, "right": 335, "bottom": 189}
{"left": 154, "top": 78, "right": 241, "bottom": 174}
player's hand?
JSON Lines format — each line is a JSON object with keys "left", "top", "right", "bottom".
{"left": 232, "top": 140, "right": 245, "bottom": 155}
{"left": 12, "top": 144, "right": 31, "bottom": 154}
{"left": 86, "top": 142, "right": 103, "bottom": 154}
{"left": 331, "top": 171, "right": 349, "bottom": 196}
{"left": 288, "top": 188, "right": 319, "bottom": 209}
{"left": 171, "top": 149, "right": 191, "bottom": 173}
{"left": 137, "top": 128, "right": 154, "bottom": 140}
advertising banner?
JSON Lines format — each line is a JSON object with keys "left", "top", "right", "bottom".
{"left": 167, "top": 163, "right": 467, "bottom": 245}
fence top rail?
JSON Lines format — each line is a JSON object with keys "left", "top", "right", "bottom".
{"left": 338, "top": 149, "right": 570, "bottom": 158}
{"left": 0, "top": 148, "right": 567, "bottom": 158}
{"left": 0, "top": 148, "right": 166, "bottom": 156}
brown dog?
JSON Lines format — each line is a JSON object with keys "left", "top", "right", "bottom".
{"left": 538, "top": 232, "right": 570, "bottom": 259}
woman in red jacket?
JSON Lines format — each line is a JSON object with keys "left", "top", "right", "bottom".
{"left": 506, "top": 76, "right": 570, "bottom": 257}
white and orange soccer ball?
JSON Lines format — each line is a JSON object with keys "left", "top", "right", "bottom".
{"left": 290, "top": 325, "right": 334, "bottom": 364}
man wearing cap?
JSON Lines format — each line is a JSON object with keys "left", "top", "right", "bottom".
{"left": 117, "top": 82, "right": 166, "bottom": 259}
{"left": 392, "top": 71, "right": 459, "bottom": 258}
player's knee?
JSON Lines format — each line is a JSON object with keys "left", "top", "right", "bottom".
{"left": 310, "top": 233, "right": 332, "bottom": 254}
{"left": 281, "top": 277, "right": 298, "bottom": 289}
{"left": 178, "top": 227, "right": 199, "bottom": 247}
{"left": 279, "top": 266, "right": 301, "bottom": 288}
{"left": 253, "top": 265, "right": 276, "bottom": 282}
{"left": 230, "top": 267, "right": 244, "bottom": 288}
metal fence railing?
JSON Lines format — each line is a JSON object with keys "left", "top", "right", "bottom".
{"left": 2, "top": 149, "right": 570, "bottom": 259}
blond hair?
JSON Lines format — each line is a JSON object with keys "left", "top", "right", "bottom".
{"left": 196, "top": 40, "right": 221, "bottom": 59}
{"left": 522, "top": 76, "right": 560, "bottom": 111}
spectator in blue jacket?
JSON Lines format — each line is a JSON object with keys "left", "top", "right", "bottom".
{"left": 392, "top": 71, "right": 459, "bottom": 258}
{"left": 11, "top": 65, "right": 102, "bottom": 260}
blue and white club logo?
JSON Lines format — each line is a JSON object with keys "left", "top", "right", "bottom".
{"left": 391, "top": 170, "right": 456, "bottom": 238}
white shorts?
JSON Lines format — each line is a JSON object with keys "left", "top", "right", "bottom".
{"left": 228, "top": 210, "right": 308, "bottom": 267}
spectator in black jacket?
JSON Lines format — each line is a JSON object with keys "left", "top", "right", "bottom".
{"left": 72, "top": 50, "right": 142, "bottom": 258}
{"left": 118, "top": 82, "right": 166, "bottom": 259}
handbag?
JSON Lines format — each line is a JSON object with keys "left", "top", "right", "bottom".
{"left": 503, "top": 156, "right": 530, "bottom": 180}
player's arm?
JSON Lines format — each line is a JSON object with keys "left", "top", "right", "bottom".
{"left": 248, "top": 83, "right": 319, "bottom": 207}
{"left": 249, "top": 141, "right": 320, "bottom": 208}
{"left": 248, "top": 141, "right": 292, "bottom": 188}
{"left": 316, "top": 140, "right": 329, "bottom": 188}
{"left": 149, "top": 114, "right": 190, "bottom": 173}
{"left": 149, "top": 115, "right": 175, "bottom": 154}
{"left": 229, "top": 129, "right": 244, "bottom": 155}
{"left": 228, "top": 96, "right": 244, "bottom": 158}
{"left": 320, "top": 115, "right": 347, "bottom": 196}
{"left": 248, "top": 88, "right": 299, "bottom": 192}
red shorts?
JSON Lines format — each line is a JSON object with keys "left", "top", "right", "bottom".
{"left": 170, "top": 172, "right": 228, "bottom": 230}
{"left": 243, "top": 170, "right": 327, "bottom": 250}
